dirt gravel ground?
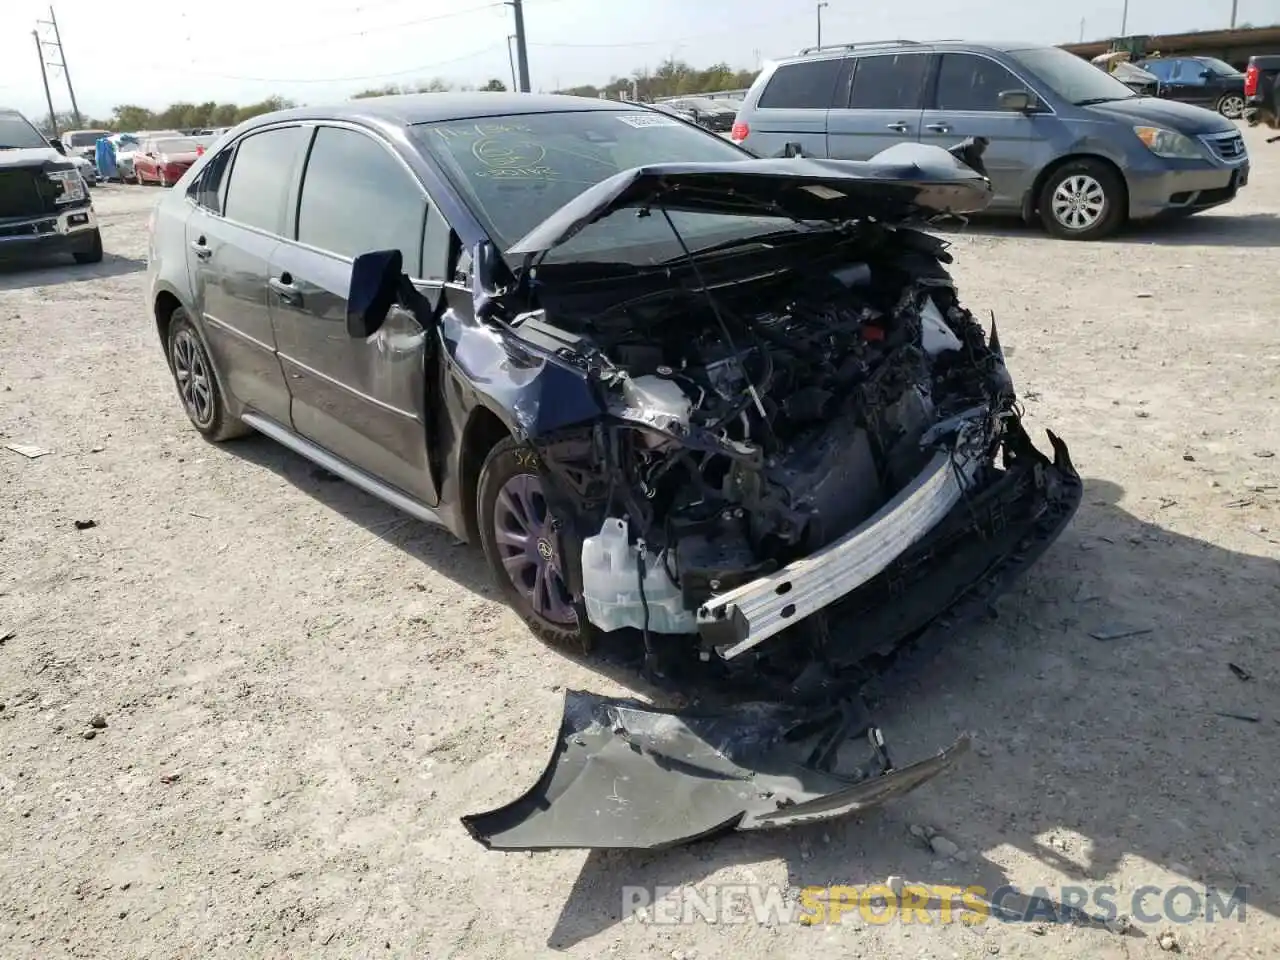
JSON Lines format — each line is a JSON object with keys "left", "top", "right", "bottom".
{"left": 2, "top": 127, "right": 1279, "bottom": 960}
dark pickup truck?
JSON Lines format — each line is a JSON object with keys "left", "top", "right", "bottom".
{"left": 1245, "top": 54, "right": 1280, "bottom": 130}
{"left": 0, "top": 107, "right": 102, "bottom": 265}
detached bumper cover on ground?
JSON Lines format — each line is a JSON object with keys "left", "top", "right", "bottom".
{"left": 463, "top": 427, "right": 1080, "bottom": 852}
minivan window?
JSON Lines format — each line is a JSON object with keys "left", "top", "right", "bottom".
{"left": 848, "top": 54, "right": 929, "bottom": 110}
{"left": 933, "top": 54, "right": 1024, "bottom": 111}
{"left": 296, "top": 126, "right": 426, "bottom": 270}
{"left": 1007, "top": 45, "right": 1137, "bottom": 104}
{"left": 757, "top": 58, "right": 843, "bottom": 109}
{"left": 222, "top": 126, "right": 309, "bottom": 234}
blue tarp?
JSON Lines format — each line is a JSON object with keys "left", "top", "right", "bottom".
{"left": 95, "top": 137, "right": 117, "bottom": 179}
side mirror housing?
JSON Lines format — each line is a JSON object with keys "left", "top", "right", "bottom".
{"left": 998, "top": 89, "right": 1034, "bottom": 112}
{"left": 780, "top": 142, "right": 805, "bottom": 159}
{"left": 48, "top": 137, "right": 65, "bottom": 155}
{"left": 347, "top": 249, "right": 403, "bottom": 338}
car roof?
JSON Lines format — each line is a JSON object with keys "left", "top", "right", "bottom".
{"left": 771, "top": 39, "right": 1043, "bottom": 65}
{"left": 243, "top": 92, "right": 645, "bottom": 131}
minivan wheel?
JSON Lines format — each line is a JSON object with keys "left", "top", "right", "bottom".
{"left": 166, "top": 309, "right": 249, "bottom": 442}
{"left": 477, "top": 437, "right": 593, "bottom": 655}
{"left": 1038, "top": 160, "right": 1124, "bottom": 240}
{"left": 1217, "top": 94, "right": 1245, "bottom": 119}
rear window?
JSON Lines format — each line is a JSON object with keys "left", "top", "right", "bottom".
{"left": 848, "top": 54, "right": 929, "bottom": 110}
{"left": 155, "top": 138, "right": 199, "bottom": 154}
{"left": 757, "top": 58, "right": 843, "bottom": 109}
{"left": 66, "top": 131, "right": 109, "bottom": 147}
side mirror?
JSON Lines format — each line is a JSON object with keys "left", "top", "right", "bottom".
{"left": 998, "top": 89, "right": 1034, "bottom": 112}
{"left": 780, "top": 142, "right": 805, "bottom": 158}
{"left": 48, "top": 137, "right": 65, "bottom": 155}
{"left": 1199, "top": 70, "right": 1213, "bottom": 80}
{"left": 347, "top": 249, "right": 403, "bottom": 338}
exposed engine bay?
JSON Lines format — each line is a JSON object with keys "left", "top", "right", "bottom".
{"left": 520, "top": 222, "right": 1016, "bottom": 649}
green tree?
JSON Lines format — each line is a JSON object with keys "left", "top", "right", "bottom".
{"left": 479, "top": 78, "right": 507, "bottom": 91}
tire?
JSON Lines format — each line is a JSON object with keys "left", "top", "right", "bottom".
{"left": 1217, "top": 94, "right": 1245, "bottom": 119}
{"left": 158, "top": 167, "right": 168, "bottom": 188}
{"left": 1037, "top": 159, "right": 1125, "bottom": 241}
{"left": 166, "top": 308, "right": 249, "bottom": 442}
{"left": 73, "top": 229, "right": 104, "bottom": 265}
{"left": 476, "top": 437, "right": 592, "bottom": 655}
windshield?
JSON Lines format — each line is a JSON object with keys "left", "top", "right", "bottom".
{"left": 155, "top": 138, "right": 198, "bottom": 154}
{"left": 1198, "top": 57, "right": 1241, "bottom": 77}
{"left": 1008, "top": 46, "right": 1138, "bottom": 104}
{"left": 0, "top": 112, "right": 52, "bottom": 150}
{"left": 413, "top": 110, "right": 791, "bottom": 265}
{"left": 66, "top": 130, "right": 109, "bottom": 147}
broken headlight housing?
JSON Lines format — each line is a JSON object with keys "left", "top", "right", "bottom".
{"left": 47, "top": 168, "right": 87, "bottom": 204}
{"left": 1132, "top": 126, "right": 1203, "bottom": 160}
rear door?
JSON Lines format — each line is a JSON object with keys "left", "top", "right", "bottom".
{"left": 184, "top": 126, "right": 309, "bottom": 425}
{"left": 267, "top": 123, "right": 445, "bottom": 506}
{"left": 1164, "top": 59, "right": 1214, "bottom": 108}
{"left": 826, "top": 52, "right": 930, "bottom": 160}
{"left": 741, "top": 56, "right": 846, "bottom": 158}
{"left": 918, "top": 52, "right": 1038, "bottom": 210}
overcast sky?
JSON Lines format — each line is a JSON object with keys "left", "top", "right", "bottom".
{"left": 1, "top": 0, "right": 1271, "bottom": 120}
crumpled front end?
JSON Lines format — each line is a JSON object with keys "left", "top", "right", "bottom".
{"left": 463, "top": 690, "right": 970, "bottom": 851}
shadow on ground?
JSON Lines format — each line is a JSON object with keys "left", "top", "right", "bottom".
{"left": 937, "top": 211, "right": 1280, "bottom": 248}
{"left": 0, "top": 252, "right": 145, "bottom": 292}
{"left": 537, "top": 476, "right": 1280, "bottom": 949}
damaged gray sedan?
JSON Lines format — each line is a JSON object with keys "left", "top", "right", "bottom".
{"left": 145, "top": 94, "right": 1081, "bottom": 851}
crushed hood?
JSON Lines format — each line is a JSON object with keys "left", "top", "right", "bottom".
{"left": 506, "top": 144, "right": 994, "bottom": 258}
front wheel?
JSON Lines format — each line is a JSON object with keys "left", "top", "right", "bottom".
{"left": 1038, "top": 160, "right": 1125, "bottom": 241}
{"left": 477, "top": 437, "right": 592, "bottom": 655}
{"left": 1217, "top": 94, "right": 1245, "bottom": 119}
{"left": 72, "top": 229, "right": 103, "bottom": 265}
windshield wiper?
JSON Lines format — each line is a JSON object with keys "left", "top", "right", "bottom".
{"left": 656, "top": 226, "right": 831, "bottom": 265}
{"left": 1073, "top": 96, "right": 1134, "bottom": 106}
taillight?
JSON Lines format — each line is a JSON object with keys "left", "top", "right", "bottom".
{"left": 730, "top": 121, "right": 749, "bottom": 142}
{"left": 1245, "top": 64, "right": 1259, "bottom": 97}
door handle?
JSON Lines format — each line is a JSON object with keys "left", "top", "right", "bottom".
{"left": 189, "top": 237, "right": 211, "bottom": 260}
{"left": 268, "top": 274, "right": 302, "bottom": 305}
{"left": 886, "top": 122, "right": 909, "bottom": 133}
{"left": 925, "top": 122, "right": 951, "bottom": 133}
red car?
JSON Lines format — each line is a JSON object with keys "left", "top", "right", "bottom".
{"left": 134, "top": 136, "right": 201, "bottom": 186}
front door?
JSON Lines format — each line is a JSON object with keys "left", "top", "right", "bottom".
{"left": 267, "top": 124, "right": 445, "bottom": 506}
{"left": 826, "top": 52, "right": 930, "bottom": 161}
{"left": 183, "top": 128, "right": 309, "bottom": 426}
{"left": 918, "top": 52, "right": 1040, "bottom": 211}
{"left": 1164, "top": 59, "right": 1215, "bottom": 108}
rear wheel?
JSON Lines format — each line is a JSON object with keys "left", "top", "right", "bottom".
{"left": 1038, "top": 159, "right": 1125, "bottom": 241}
{"left": 1217, "top": 94, "right": 1245, "bottom": 119}
{"left": 158, "top": 167, "right": 168, "bottom": 187}
{"left": 477, "top": 437, "right": 592, "bottom": 655}
{"left": 166, "top": 308, "right": 249, "bottom": 442}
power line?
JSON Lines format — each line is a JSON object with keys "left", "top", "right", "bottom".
{"left": 527, "top": 13, "right": 799, "bottom": 49}
{"left": 165, "top": 42, "right": 508, "bottom": 84}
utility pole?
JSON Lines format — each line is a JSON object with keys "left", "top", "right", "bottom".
{"left": 1120, "top": 0, "right": 1129, "bottom": 36}
{"left": 506, "top": 0, "right": 531, "bottom": 93}
{"left": 1079, "top": 18, "right": 1086, "bottom": 42}
{"left": 33, "top": 30, "right": 59, "bottom": 137}
{"left": 36, "top": 6, "right": 82, "bottom": 127}
{"left": 1230, "top": 0, "right": 1239, "bottom": 28}
{"left": 816, "top": 1, "right": 829, "bottom": 48}
{"left": 506, "top": 34, "right": 518, "bottom": 92}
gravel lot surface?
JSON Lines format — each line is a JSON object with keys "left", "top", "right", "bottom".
{"left": 2, "top": 126, "right": 1278, "bottom": 959}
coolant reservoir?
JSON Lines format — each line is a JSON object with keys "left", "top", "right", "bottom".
{"left": 580, "top": 518, "right": 697, "bottom": 635}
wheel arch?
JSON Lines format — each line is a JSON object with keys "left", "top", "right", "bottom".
{"left": 458, "top": 405, "right": 515, "bottom": 545}
{"left": 1023, "top": 153, "right": 1130, "bottom": 223}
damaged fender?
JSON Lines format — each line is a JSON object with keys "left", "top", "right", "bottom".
{"left": 461, "top": 690, "right": 970, "bottom": 851}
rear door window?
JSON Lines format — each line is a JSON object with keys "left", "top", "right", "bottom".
{"left": 758, "top": 58, "right": 843, "bottom": 108}
{"left": 186, "top": 145, "right": 234, "bottom": 213}
{"left": 295, "top": 126, "right": 427, "bottom": 274}
{"left": 222, "top": 126, "right": 309, "bottom": 235}
{"left": 847, "top": 53, "right": 930, "bottom": 109}
{"left": 1143, "top": 59, "right": 1173, "bottom": 82}
{"left": 932, "top": 54, "right": 1024, "bottom": 111}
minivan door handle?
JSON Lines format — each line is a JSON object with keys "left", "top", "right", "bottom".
{"left": 189, "top": 237, "right": 211, "bottom": 260}
{"left": 268, "top": 274, "right": 302, "bottom": 306}
{"left": 925, "top": 122, "right": 951, "bottom": 133}
{"left": 886, "top": 122, "right": 909, "bottom": 133}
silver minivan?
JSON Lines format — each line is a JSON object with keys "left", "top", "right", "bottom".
{"left": 733, "top": 40, "right": 1250, "bottom": 240}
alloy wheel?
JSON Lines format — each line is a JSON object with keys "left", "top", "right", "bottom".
{"left": 492, "top": 473, "right": 576, "bottom": 625}
{"left": 1219, "top": 95, "right": 1244, "bottom": 119}
{"left": 171, "top": 328, "right": 215, "bottom": 429}
{"left": 1051, "top": 174, "right": 1106, "bottom": 232}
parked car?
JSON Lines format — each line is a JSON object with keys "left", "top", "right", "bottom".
{"left": 70, "top": 153, "right": 99, "bottom": 186}
{"left": 662, "top": 96, "right": 738, "bottom": 132}
{"left": 134, "top": 135, "right": 202, "bottom": 186}
{"left": 115, "top": 130, "right": 183, "bottom": 182}
{"left": 0, "top": 108, "right": 102, "bottom": 263}
{"left": 1244, "top": 54, "right": 1280, "bottom": 128}
{"left": 60, "top": 128, "right": 112, "bottom": 166}
{"left": 733, "top": 40, "right": 1249, "bottom": 240}
{"left": 650, "top": 101, "right": 699, "bottom": 123}
{"left": 1137, "top": 56, "right": 1246, "bottom": 118}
